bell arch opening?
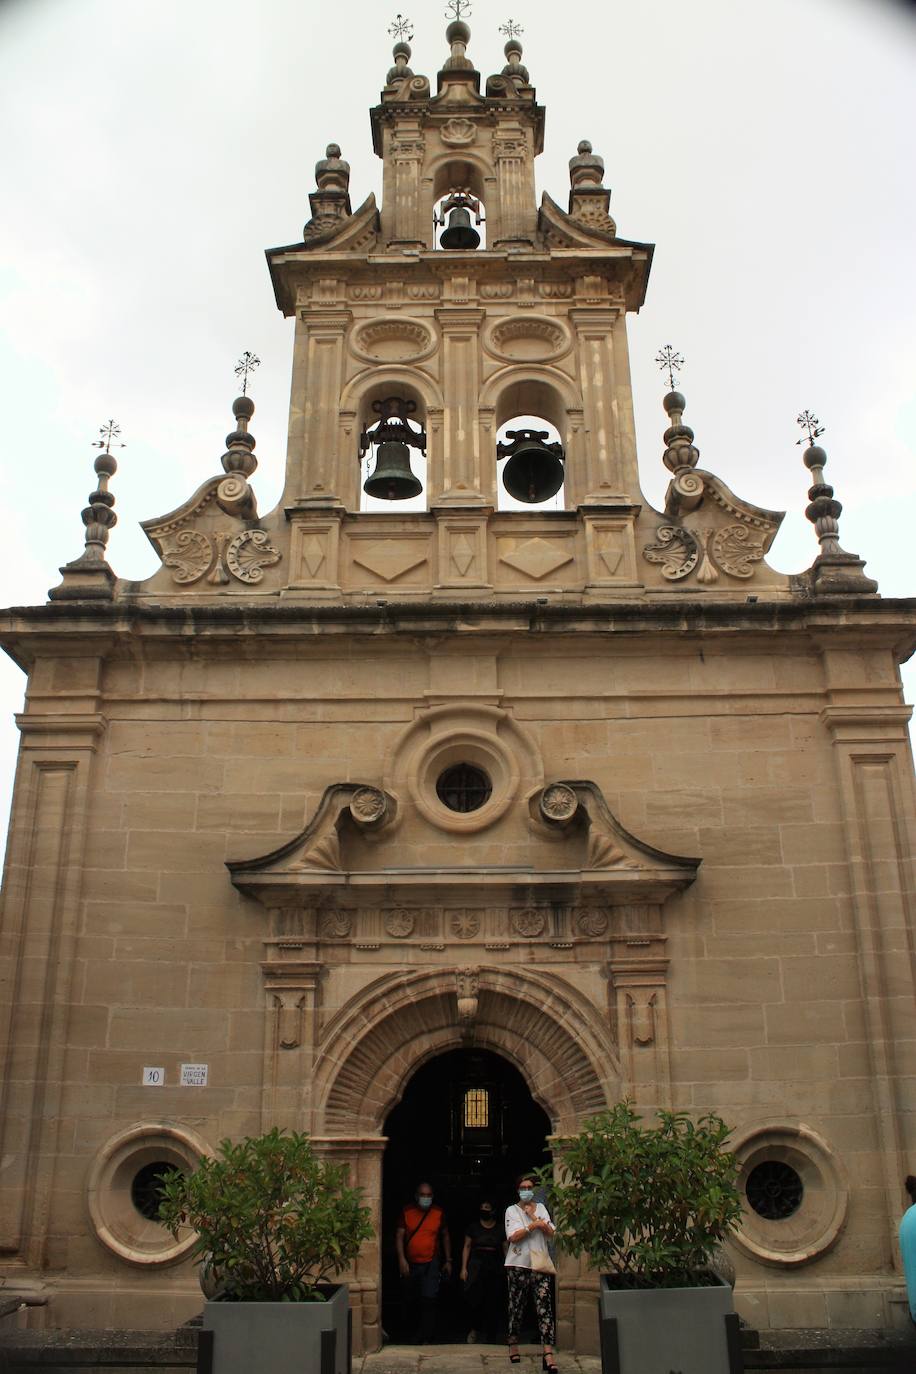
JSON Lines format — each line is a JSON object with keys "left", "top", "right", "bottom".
{"left": 380, "top": 1046, "right": 551, "bottom": 1344}
{"left": 357, "top": 386, "right": 429, "bottom": 513}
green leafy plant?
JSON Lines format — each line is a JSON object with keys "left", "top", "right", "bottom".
{"left": 538, "top": 1102, "right": 741, "bottom": 1290}
{"left": 157, "top": 1127, "right": 373, "bottom": 1302}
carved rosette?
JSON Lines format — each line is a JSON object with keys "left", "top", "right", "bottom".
{"left": 349, "top": 787, "right": 388, "bottom": 826}
{"left": 511, "top": 907, "right": 546, "bottom": 938}
{"left": 385, "top": 909, "right": 415, "bottom": 939}
{"left": 540, "top": 784, "right": 578, "bottom": 824}
{"left": 575, "top": 907, "right": 609, "bottom": 937}
{"left": 318, "top": 910, "right": 352, "bottom": 940}
{"left": 450, "top": 909, "right": 481, "bottom": 939}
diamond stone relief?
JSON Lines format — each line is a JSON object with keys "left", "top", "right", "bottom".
{"left": 500, "top": 537, "right": 574, "bottom": 581}
{"left": 353, "top": 541, "right": 428, "bottom": 582}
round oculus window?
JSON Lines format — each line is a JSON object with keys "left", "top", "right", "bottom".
{"left": 436, "top": 763, "right": 493, "bottom": 813}
{"left": 746, "top": 1160, "right": 804, "bottom": 1220}
{"left": 130, "top": 1161, "right": 181, "bottom": 1221}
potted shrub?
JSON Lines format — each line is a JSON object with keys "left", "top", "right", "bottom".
{"left": 157, "top": 1127, "right": 372, "bottom": 1374}
{"left": 540, "top": 1102, "right": 744, "bottom": 1374}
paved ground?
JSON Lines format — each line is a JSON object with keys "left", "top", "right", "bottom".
{"left": 358, "top": 1347, "right": 598, "bottom": 1374}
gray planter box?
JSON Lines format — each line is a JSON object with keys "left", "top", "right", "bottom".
{"left": 598, "top": 1275, "right": 741, "bottom": 1374}
{"left": 202, "top": 1283, "right": 349, "bottom": 1374}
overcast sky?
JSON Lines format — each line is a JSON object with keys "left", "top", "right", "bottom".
{"left": 0, "top": 0, "right": 914, "bottom": 842}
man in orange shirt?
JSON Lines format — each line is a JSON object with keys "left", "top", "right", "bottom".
{"left": 395, "top": 1181, "right": 452, "bottom": 1343}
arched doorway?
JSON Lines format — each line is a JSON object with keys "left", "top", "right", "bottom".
{"left": 381, "top": 1047, "right": 552, "bottom": 1343}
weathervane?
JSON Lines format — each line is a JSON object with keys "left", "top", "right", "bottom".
{"left": 499, "top": 18, "right": 523, "bottom": 39}
{"left": 796, "top": 409, "right": 825, "bottom": 447}
{"left": 92, "top": 420, "right": 126, "bottom": 456}
{"left": 234, "top": 351, "right": 261, "bottom": 396}
{"left": 388, "top": 13, "right": 413, "bottom": 41}
{"left": 655, "top": 345, "right": 684, "bottom": 392}
{"left": 445, "top": 0, "right": 471, "bottom": 21}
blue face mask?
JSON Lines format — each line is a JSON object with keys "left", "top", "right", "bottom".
{"left": 417, "top": 1195, "right": 433, "bottom": 1209}
{"left": 519, "top": 1188, "right": 534, "bottom": 1203}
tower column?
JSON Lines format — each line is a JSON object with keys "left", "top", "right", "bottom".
{"left": 432, "top": 306, "right": 486, "bottom": 505}
{"left": 570, "top": 306, "right": 630, "bottom": 503}
{"left": 287, "top": 307, "right": 351, "bottom": 506}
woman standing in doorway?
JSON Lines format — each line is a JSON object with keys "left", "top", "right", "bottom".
{"left": 505, "top": 1173, "right": 557, "bottom": 1370}
{"left": 461, "top": 1198, "right": 505, "bottom": 1343}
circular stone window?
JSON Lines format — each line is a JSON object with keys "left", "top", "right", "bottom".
{"left": 731, "top": 1123, "right": 848, "bottom": 1267}
{"left": 130, "top": 1160, "right": 181, "bottom": 1221}
{"left": 87, "top": 1123, "right": 211, "bottom": 1266}
{"left": 436, "top": 763, "right": 492, "bottom": 813}
{"left": 746, "top": 1161, "right": 804, "bottom": 1220}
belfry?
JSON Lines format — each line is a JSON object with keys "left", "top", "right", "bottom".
{"left": 1, "top": 13, "right": 915, "bottom": 1352}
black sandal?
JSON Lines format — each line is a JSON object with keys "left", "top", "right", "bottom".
{"left": 542, "top": 1357, "right": 558, "bottom": 1372}
{"left": 509, "top": 1347, "right": 520, "bottom": 1364}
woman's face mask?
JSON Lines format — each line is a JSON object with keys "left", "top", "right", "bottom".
{"left": 480, "top": 1208, "right": 494, "bottom": 1220}
{"left": 518, "top": 1188, "right": 534, "bottom": 1202}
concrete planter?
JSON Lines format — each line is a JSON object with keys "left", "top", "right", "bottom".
{"left": 598, "top": 1275, "right": 741, "bottom": 1374}
{"left": 201, "top": 1283, "right": 349, "bottom": 1374}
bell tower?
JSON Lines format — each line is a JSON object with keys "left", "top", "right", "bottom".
{"left": 262, "top": 15, "right": 720, "bottom": 602}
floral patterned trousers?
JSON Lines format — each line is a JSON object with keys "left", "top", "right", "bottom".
{"left": 506, "top": 1266, "right": 555, "bottom": 1345}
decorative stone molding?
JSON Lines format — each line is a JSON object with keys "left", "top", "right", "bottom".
{"left": 315, "top": 965, "right": 617, "bottom": 1135}
{"left": 349, "top": 316, "right": 436, "bottom": 364}
{"left": 730, "top": 1122, "right": 849, "bottom": 1268}
{"left": 483, "top": 315, "right": 571, "bottom": 364}
{"left": 440, "top": 117, "right": 477, "bottom": 146}
{"left": 86, "top": 1123, "right": 212, "bottom": 1267}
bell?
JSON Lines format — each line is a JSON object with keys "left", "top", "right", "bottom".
{"left": 363, "top": 439, "right": 423, "bottom": 501}
{"left": 501, "top": 433, "right": 565, "bottom": 504}
{"left": 440, "top": 205, "right": 481, "bottom": 251}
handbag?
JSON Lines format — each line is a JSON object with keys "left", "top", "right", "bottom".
{"left": 529, "top": 1245, "right": 556, "bottom": 1276}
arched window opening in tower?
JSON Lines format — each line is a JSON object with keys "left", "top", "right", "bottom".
{"left": 496, "top": 414, "right": 566, "bottom": 510}
{"left": 359, "top": 395, "right": 428, "bottom": 513}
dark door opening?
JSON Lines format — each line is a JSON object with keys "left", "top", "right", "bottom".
{"left": 381, "top": 1047, "right": 552, "bottom": 1344}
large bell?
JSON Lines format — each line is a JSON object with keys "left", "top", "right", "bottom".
{"left": 440, "top": 205, "right": 481, "bottom": 251}
{"left": 500, "top": 429, "right": 565, "bottom": 504}
{"left": 363, "top": 439, "right": 423, "bottom": 501}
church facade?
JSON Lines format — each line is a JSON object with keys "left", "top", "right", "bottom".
{"left": 1, "top": 18, "right": 915, "bottom": 1351}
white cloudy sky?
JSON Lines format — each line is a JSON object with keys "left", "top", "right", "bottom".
{"left": 0, "top": 0, "right": 914, "bottom": 841}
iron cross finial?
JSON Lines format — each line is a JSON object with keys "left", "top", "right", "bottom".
{"left": 92, "top": 420, "right": 126, "bottom": 455}
{"left": 234, "top": 351, "right": 261, "bottom": 396}
{"left": 388, "top": 13, "right": 414, "bottom": 41}
{"left": 499, "top": 18, "right": 524, "bottom": 40}
{"left": 655, "top": 345, "right": 684, "bottom": 392}
{"left": 445, "top": 0, "right": 471, "bottom": 21}
{"left": 796, "top": 410, "right": 825, "bottom": 446}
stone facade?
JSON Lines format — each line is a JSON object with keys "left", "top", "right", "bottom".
{"left": 1, "top": 19, "right": 915, "bottom": 1351}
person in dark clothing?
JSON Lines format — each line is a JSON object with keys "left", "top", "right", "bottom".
{"left": 460, "top": 1199, "right": 506, "bottom": 1343}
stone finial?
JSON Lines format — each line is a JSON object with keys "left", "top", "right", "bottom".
{"left": 655, "top": 349, "right": 699, "bottom": 474}
{"left": 315, "top": 144, "right": 350, "bottom": 194}
{"left": 798, "top": 413, "right": 877, "bottom": 594}
{"left": 217, "top": 391, "right": 259, "bottom": 520}
{"left": 662, "top": 390, "right": 698, "bottom": 468}
{"left": 442, "top": 17, "right": 474, "bottom": 71}
{"left": 567, "top": 139, "right": 616, "bottom": 236}
{"left": 386, "top": 38, "right": 414, "bottom": 84}
{"left": 499, "top": 19, "right": 529, "bottom": 84}
{"left": 569, "top": 140, "right": 605, "bottom": 190}
{"left": 303, "top": 144, "right": 352, "bottom": 242}
{"left": 48, "top": 421, "right": 122, "bottom": 600}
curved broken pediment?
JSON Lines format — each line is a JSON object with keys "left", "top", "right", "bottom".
{"left": 227, "top": 776, "right": 699, "bottom": 909}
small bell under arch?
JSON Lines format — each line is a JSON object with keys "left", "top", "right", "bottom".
{"left": 360, "top": 397, "right": 426, "bottom": 502}
{"left": 436, "top": 191, "right": 483, "bottom": 251}
{"left": 498, "top": 428, "right": 565, "bottom": 504}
